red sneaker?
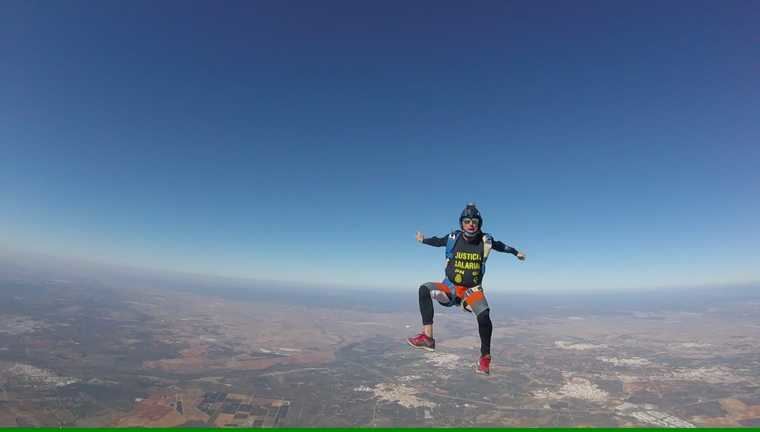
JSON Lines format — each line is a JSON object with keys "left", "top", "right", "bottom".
{"left": 477, "top": 354, "right": 491, "bottom": 375}
{"left": 407, "top": 333, "right": 435, "bottom": 351}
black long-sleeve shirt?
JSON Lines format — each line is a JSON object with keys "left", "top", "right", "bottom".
{"left": 422, "top": 232, "right": 519, "bottom": 287}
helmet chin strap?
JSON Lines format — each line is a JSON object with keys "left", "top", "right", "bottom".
{"left": 462, "top": 229, "right": 480, "bottom": 239}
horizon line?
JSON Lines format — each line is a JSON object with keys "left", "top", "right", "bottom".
{"left": 1, "top": 244, "right": 758, "bottom": 296}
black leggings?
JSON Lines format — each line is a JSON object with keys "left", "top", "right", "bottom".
{"left": 418, "top": 285, "right": 492, "bottom": 356}
{"left": 477, "top": 309, "right": 492, "bottom": 356}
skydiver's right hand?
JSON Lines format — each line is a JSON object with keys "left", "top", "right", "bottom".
{"left": 416, "top": 231, "right": 424, "bottom": 243}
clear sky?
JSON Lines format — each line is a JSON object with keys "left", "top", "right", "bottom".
{"left": 2, "top": 1, "right": 758, "bottom": 292}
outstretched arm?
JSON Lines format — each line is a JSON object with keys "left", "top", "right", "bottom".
{"left": 416, "top": 232, "right": 448, "bottom": 247}
{"left": 493, "top": 240, "right": 526, "bottom": 261}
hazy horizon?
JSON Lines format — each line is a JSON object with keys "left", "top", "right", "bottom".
{"left": 2, "top": 247, "right": 758, "bottom": 317}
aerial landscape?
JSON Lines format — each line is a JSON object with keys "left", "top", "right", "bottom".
{"left": 1, "top": 255, "right": 758, "bottom": 427}
{"left": 3, "top": 0, "right": 758, "bottom": 428}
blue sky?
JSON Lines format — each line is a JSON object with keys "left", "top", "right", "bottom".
{"left": 1, "top": 1, "right": 758, "bottom": 292}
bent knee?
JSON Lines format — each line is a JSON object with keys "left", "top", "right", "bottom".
{"left": 419, "top": 282, "right": 439, "bottom": 296}
{"left": 420, "top": 282, "right": 438, "bottom": 290}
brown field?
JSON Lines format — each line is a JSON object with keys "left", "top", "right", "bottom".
{"left": 115, "top": 389, "right": 209, "bottom": 427}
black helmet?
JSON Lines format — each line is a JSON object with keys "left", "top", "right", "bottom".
{"left": 459, "top": 202, "right": 483, "bottom": 228}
